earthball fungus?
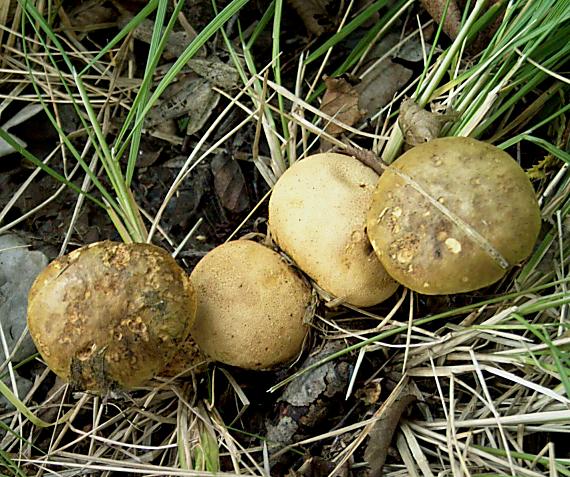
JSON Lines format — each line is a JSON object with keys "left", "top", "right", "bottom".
{"left": 268, "top": 153, "right": 398, "bottom": 307}
{"left": 189, "top": 240, "right": 311, "bottom": 370}
{"left": 367, "top": 137, "right": 541, "bottom": 294}
{"left": 27, "top": 241, "right": 196, "bottom": 392}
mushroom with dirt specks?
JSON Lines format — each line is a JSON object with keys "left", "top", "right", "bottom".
{"left": 27, "top": 241, "right": 196, "bottom": 392}
{"left": 366, "top": 137, "right": 541, "bottom": 294}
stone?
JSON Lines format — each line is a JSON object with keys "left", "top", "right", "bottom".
{"left": 0, "top": 233, "right": 48, "bottom": 363}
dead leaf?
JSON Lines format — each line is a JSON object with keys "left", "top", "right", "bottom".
{"left": 67, "top": 1, "right": 116, "bottom": 31}
{"left": 356, "top": 33, "right": 428, "bottom": 119}
{"left": 287, "top": 0, "right": 336, "bottom": 36}
{"left": 211, "top": 154, "right": 250, "bottom": 214}
{"left": 145, "top": 76, "right": 219, "bottom": 134}
{"left": 356, "top": 380, "right": 382, "bottom": 405}
{"left": 358, "top": 62, "right": 413, "bottom": 117}
{"left": 364, "top": 393, "right": 416, "bottom": 477}
{"left": 320, "top": 77, "right": 364, "bottom": 136}
{"left": 117, "top": 15, "right": 201, "bottom": 60}
{"left": 420, "top": 0, "right": 462, "bottom": 40}
{"left": 398, "top": 98, "right": 457, "bottom": 147}
{"left": 527, "top": 155, "right": 558, "bottom": 180}
{"left": 187, "top": 58, "right": 240, "bottom": 90}
{"left": 145, "top": 59, "right": 237, "bottom": 135}
{"left": 0, "top": 104, "right": 43, "bottom": 157}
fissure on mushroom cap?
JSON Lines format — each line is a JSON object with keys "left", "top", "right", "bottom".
{"left": 268, "top": 152, "right": 398, "bottom": 307}
{"left": 27, "top": 241, "right": 196, "bottom": 392}
{"left": 189, "top": 240, "right": 311, "bottom": 370}
{"left": 367, "top": 137, "right": 541, "bottom": 294}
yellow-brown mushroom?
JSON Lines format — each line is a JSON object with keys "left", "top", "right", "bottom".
{"left": 189, "top": 240, "right": 311, "bottom": 370}
{"left": 268, "top": 153, "right": 398, "bottom": 307}
{"left": 367, "top": 137, "right": 541, "bottom": 294}
{"left": 27, "top": 241, "right": 196, "bottom": 391}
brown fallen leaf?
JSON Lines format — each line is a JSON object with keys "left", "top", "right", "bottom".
{"left": 356, "top": 32, "right": 428, "bottom": 122}
{"left": 116, "top": 13, "right": 200, "bottom": 60}
{"left": 356, "top": 380, "right": 382, "bottom": 406}
{"left": 320, "top": 76, "right": 364, "bottom": 137}
{"left": 287, "top": 0, "right": 336, "bottom": 36}
{"left": 358, "top": 61, "right": 413, "bottom": 117}
{"left": 364, "top": 391, "right": 417, "bottom": 477}
{"left": 211, "top": 154, "right": 250, "bottom": 214}
{"left": 420, "top": 0, "right": 463, "bottom": 40}
{"left": 144, "top": 75, "right": 220, "bottom": 135}
{"left": 398, "top": 98, "right": 458, "bottom": 147}
{"left": 66, "top": 1, "right": 116, "bottom": 32}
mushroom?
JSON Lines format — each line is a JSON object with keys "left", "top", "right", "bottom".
{"left": 268, "top": 152, "right": 398, "bottom": 307}
{"left": 367, "top": 137, "right": 541, "bottom": 294}
{"left": 160, "top": 335, "right": 209, "bottom": 377}
{"left": 27, "top": 241, "right": 196, "bottom": 391}
{"left": 189, "top": 240, "right": 312, "bottom": 370}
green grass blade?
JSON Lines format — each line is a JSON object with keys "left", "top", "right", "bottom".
{"left": 0, "top": 448, "right": 28, "bottom": 477}
{"left": 304, "top": 0, "right": 390, "bottom": 65}
{"left": 499, "top": 103, "right": 570, "bottom": 150}
{"left": 272, "top": 0, "right": 289, "bottom": 147}
{"left": 512, "top": 313, "right": 570, "bottom": 397}
{"left": 114, "top": 0, "right": 251, "bottom": 158}
{"left": 79, "top": 0, "right": 159, "bottom": 75}
{"left": 125, "top": 0, "right": 187, "bottom": 185}
{"left": 472, "top": 446, "right": 570, "bottom": 476}
{"left": 307, "top": 0, "right": 410, "bottom": 102}
{"left": 0, "top": 129, "right": 106, "bottom": 210}
{"left": 245, "top": 0, "right": 275, "bottom": 49}
{"left": 17, "top": 1, "right": 134, "bottom": 222}
{"left": 18, "top": 0, "right": 74, "bottom": 72}
{"left": 73, "top": 72, "right": 147, "bottom": 243}
{"left": 0, "top": 379, "right": 64, "bottom": 428}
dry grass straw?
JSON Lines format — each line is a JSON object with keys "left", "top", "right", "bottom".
{"left": 1, "top": 0, "right": 569, "bottom": 476}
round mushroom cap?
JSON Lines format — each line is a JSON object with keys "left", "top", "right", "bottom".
{"left": 367, "top": 137, "right": 541, "bottom": 294}
{"left": 268, "top": 153, "right": 398, "bottom": 307}
{"left": 27, "top": 241, "right": 196, "bottom": 391}
{"left": 189, "top": 240, "right": 311, "bottom": 370}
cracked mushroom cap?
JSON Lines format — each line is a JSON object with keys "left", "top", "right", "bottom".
{"left": 27, "top": 241, "right": 196, "bottom": 392}
{"left": 366, "top": 137, "right": 541, "bottom": 294}
{"left": 189, "top": 240, "right": 311, "bottom": 370}
{"left": 268, "top": 153, "right": 398, "bottom": 307}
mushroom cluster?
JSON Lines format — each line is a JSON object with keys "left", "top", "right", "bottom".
{"left": 265, "top": 138, "right": 539, "bottom": 303}
{"left": 27, "top": 137, "right": 541, "bottom": 384}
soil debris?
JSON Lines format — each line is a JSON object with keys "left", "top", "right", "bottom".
{"left": 266, "top": 341, "right": 351, "bottom": 460}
